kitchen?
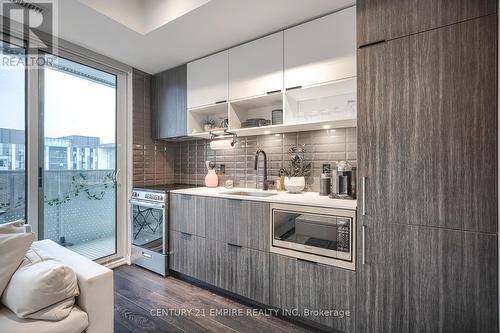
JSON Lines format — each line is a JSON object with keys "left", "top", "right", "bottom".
{"left": 0, "top": 1, "right": 496, "bottom": 333}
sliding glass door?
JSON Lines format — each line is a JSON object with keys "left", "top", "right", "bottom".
{"left": 0, "top": 40, "right": 26, "bottom": 224}
{"left": 39, "top": 53, "right": 118, "bottom": 260}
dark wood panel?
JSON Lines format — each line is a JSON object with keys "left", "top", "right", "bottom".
{"left": 357, "top": 35, "right": 412, "bottom": 225}
{"left": 170, "top": 193, "right": 206, "bottom": 236}
{"left": 270, "top": 254, "right": 355, "bottom": 332}
{"left": 357, "top": 222, "right": 410, "bottom": 333}
{"left": 409, "top": 227, "right": 498, "bottom": 332}
{"left": 215, "top": 198, "right": 270, "bottom": 251}
{"left": 152, "top": 64, "right": 187, "bottom": 139}
{"left": 216, "top": 242, "right": 269, "bottom": 304}
{"left": 357, "top": 0, "right": 497, "bottom": 46}
{"left": 114, "top": 265, "right": 314, "bottom": 333}
{"left": 408, "top": 16, "right": 497, "bottom": 233}
{"left": 358, "top": 16, "right": 498, "bottom": 233}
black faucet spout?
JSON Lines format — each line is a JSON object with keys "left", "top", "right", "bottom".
{"left": 254, "top": 149, "right": 268, "bottom": 190}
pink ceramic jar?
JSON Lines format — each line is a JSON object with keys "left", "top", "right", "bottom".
{"left": 205, "top": 169, "right": 218, "bottom": 188}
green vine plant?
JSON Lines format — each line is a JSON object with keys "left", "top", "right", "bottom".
{"left": 45, "top": 172, "right": 115, "bottom": 207}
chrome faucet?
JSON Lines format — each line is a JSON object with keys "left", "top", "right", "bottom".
{"left": 254, "top": 149, "right": 269, "bottom": 190}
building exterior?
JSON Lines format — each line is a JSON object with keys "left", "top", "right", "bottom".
{"left": 0, "top": 128, "right": 114, "bottom": 171}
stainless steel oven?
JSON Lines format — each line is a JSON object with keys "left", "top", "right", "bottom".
{"left": 130, "top": 188, "right": 167, "bottom": 276}
{"left": 270, "top": 203, "right": 355, "bottom": 270}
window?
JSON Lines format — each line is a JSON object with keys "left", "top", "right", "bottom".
{"left": 0, "top": 41, "right": 26, "bottom": 224}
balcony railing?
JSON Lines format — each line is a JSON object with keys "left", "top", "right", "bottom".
{"left": 0, "top": 170, "right": 116, "bottom": 259}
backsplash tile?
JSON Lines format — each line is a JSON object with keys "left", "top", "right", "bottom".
{"left": 173, "top": 128, "right": 357, "bottom": 192}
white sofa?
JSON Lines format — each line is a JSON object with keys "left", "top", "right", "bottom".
{"left": 0, "top": 239, "right": 114, "bottom": 333}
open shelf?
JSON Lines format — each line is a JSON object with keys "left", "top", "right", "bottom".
{"left": 229, "top": 92, "right": 283, "bottom": 130}
{"left": 187, "top": 103, "right": 229, "bottom": 135}
{"left": 284, "top": 77, "right": 356, "bottom": 124}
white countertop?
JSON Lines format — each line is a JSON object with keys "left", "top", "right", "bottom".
{"left": 170, "top": 187, "right": 357, "bottom": 210}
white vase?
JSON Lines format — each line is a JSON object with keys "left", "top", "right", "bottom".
{"left": 284, "top": 176, "right": 305, "bottom": 193}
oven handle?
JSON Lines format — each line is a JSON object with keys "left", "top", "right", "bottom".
{"left": 129, "top": 200, "right": 165, "bottom": 209}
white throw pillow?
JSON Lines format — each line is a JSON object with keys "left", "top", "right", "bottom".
{"left": 0, "top": 232, "right": 34, "bottom": 296}
{"left": 2, "top": 247, "right": 80, "bottom": 321}
{"left": 0, "top": 220, "right": 26, "bottom": 233}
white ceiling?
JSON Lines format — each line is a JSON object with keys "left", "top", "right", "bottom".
{"left": 42, "top": 0, "right": 355, "bottom": 74}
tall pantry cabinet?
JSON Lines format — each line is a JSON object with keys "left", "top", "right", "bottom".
{"left": 356, "top": 1, "right": 498, "bottom": 332}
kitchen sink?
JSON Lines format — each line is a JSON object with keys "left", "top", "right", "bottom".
{"left": 221, "top": 191, "right": 278, "bottom": 198}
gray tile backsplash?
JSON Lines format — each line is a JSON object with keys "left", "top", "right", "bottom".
{"left": 174, "top": 128, "right": 357, "bottom": 192}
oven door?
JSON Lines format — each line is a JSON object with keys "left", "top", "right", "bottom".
{"left": 130, "top": 199, "right": 166, "bottom": 254}
{"left": 270, "top": 203, "right": 355, "bottom": 270}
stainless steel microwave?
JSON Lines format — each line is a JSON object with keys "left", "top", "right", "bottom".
{"left": 270, "top": 203, "right": 356, "bottom": 270}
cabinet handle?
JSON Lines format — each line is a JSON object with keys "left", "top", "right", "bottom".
{"left": 362, "top": 176, "right": 367, "bottom": 216}
{"left": 266, "top": 89, "right": 281, "bottom": 95}
{"left": 297, "top": 258, "right": 317, "bottom": 265}
{"left": 359, "top": 39, "right": 387, "bottom": 49}
{"left": 286, "top": 85, "right": 302, "bottom": 91}
{"left": 215, "top": 100, "right": 227, "bottom": 104}
{"left": 362, "top": 225, "right": 366, "bottom": 265}
{"left": 227, "top": 243, "right": 242, "bottom": 248}
{"left": 180, "top": 232, "right": 192, "bottom": 239}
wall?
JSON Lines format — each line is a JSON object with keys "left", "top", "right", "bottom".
{"left": 174, "top": 127, "right": 357, "bottom": 192}
{"left": 132, "top": 69, "right": 175, "bottom": 187}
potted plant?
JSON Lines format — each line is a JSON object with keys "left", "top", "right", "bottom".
{"left": 279, "top": 146, "right": 311, "bottom": 193}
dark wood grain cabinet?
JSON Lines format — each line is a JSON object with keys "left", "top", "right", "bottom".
{"left": 170, "top": 193, "right": 206, "bottom": 237}
{"left": 357, "top": 12, "right": 498, "bottom": 333}
{"left": 357, "top": 0, "right": 497, "bottom": 46}
{"left": 216, "top": 243, "right": 269, "bottom": 304}
{"left": 170, "top": 231, "right": 216, "bottom": 285}
{"left": 213, "top": 198, "right": 270, "bottom": 251}
{"left": 270, "top": 253, "right": 356, "bottom": 332}
{"left": 151, "top": 65, "right": 187, "bottom": 139}
{"left": 358, "top": 16, "right": 497, "bottom": 233}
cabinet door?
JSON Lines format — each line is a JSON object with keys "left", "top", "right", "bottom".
{"left": 228, "top": 32, "right": 283, "bottom": 100}
{"left": 357, "top": 36, "right": 412, "bottom": 225}
{"left": 357, "top": 0, "right": 496, "bottom": 46}
{"left": 407, "top": 16, "right": 497, "bottom": 233}
{"left": 215, "top": 198, "right": 270, "bottom": 251}
{"left": 170, "top": 194, "right": 206, "bottom": 237}
{"left": 357, "top": 222, "right": 410, "bottom": 333}
{"left": 187, "top": 51, "right": 228, "bottom": 109}
{"left": 270, "top": 254, "right": 355, "bottom": 332}
{"left": 409, "top": 227, "right": 498, "bottom": 332}
{"left": 216, "top": 243, "right": 269, "bottom": 304}
{"left": 170, "top": 231, "right": 216, "bottom": 284}
{"left": 284, "top": 6, "right": 356, "bottom": 89}
{"left": 358, "top": 16, "right": 497, "bottom": 233}
{"left": 152, "top": 65, "right": 187, "bottom": 139}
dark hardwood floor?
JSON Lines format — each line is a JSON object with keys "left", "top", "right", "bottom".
{"left": 113, "top": 265, "right": 317, "bottom": 333}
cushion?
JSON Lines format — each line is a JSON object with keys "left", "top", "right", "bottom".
{"left": 0, "top": 232, "right": 34, "bottom": 296}
{"left": 0, "top": 305, "right": 88, "bottom": 333}
{"left": 2, "top": 247, "right": 79, "bottom": 321}
{"left": 0, "top": 220, "right": 26, "bottom": 233}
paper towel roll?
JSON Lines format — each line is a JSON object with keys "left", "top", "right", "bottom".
{"left": 210, "top": 139, "right": 235, "bottom": 150}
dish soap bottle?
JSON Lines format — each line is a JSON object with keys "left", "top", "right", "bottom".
{"left": 205, "top": 161, "right": 218, "bottom": 188}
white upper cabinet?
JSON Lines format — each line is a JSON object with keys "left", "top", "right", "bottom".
{"left": 284, "top": 6, "right": 356, "bottom": 89}
{"left": 187, "top": 50, "right": 228, "bottom": 109}
{"left": 228, "top": 32, "right": 284, "bottom": 101}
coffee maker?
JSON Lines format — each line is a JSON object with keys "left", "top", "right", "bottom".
{"left": 330, "top": 161, "right": 356, "bottom": 199}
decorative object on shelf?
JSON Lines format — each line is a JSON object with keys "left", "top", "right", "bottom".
{"left": 320, "top": 163, "right": 332, "bottom": 196}
{"left": 205, "top": 161, "right": 218, "bottom": 188}
{"left": 224, "top": 179, "right": 234, "bottom": 189}
{"left": 202, "top": 118, "right": 216, "bottom": 132}
{"left": 209, "top": 130, "right": 236, "bottom": 150}
{"left": 279, "top": 146, "right": 312, "bottom": 193}
{"left": 241, "top": 118, "right": 271, "bottom": 128}
{"left": 272, "top": 109, "right": 283, "bottom": 125}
